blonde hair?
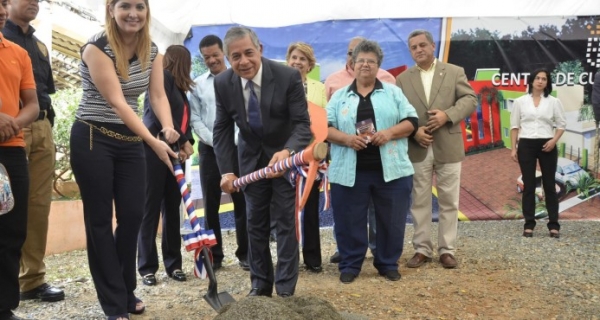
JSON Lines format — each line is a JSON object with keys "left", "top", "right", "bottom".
{"left": 286, "top": 42, "right": 316, "bottom": 72}
{"left": 105, "top": 0, "right": 152, "bottom": 80}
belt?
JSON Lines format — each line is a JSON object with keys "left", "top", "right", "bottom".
{"left": 36, "top": 110, "right": 48, "bottom": 121}
{"left": 77, "top": 119, "right": 142, "bottom": 150}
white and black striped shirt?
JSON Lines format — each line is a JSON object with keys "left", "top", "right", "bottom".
{"left": 76, "top": 32, "right": 158, "bottom": 124}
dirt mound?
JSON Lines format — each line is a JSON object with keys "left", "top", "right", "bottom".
{"left": 215, "top": 296, "right": 342, "bottom": 320}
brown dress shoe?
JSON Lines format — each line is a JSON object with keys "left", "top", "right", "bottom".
{"left": 440, "top": 253, "right": 458, "bottom": 269}
{"left": 406, "top": 253, "right": 432, "bottom": 268}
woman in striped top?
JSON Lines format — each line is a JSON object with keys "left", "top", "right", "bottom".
{"left": 69, "top": 1, "right": 178, "bottom": 319}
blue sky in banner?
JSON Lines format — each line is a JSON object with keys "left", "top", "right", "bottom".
{"left": 185, "top": 18, "right": 443, "bottom": 82}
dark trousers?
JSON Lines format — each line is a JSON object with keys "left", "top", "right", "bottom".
{"left": 198, "top": 142, "right": 247, "bottom": 262}
{"left": 331, "top": 171, "right": 412, "bottom": 275}
{"left": 0, "top": 147, "right": 29, "bottom": 318}
{"left": 70, "top": 121, "right": 145, "bottom": 316}
{"left": 301, "top": 182, "right": 321, "bottom": 268}
{"left": 517, "top": 138, "right": 560, "bottom": 231}
{"left": 244, "top": 154, "right": 298, "bottom": 295}
{"left": 137, "top": 143, "right": 183, "bottom": 276}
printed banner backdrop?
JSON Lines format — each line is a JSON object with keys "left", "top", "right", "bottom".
{"left": 185, "top": 16, "right": 600, "bottom": 226}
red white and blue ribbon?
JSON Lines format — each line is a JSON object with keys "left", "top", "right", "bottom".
{"left": 289, "top": 159, "right": 330, "bottom": 247}
{"left": 174, "top": 162, "right": 217, "bottom": 279}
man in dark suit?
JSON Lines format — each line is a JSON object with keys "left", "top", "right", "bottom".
{"left": 213, "top": 26, "right": 311, "bottom": 298}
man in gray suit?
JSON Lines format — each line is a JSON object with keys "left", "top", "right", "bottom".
{"left": 396, "top": 29, "right": 476, "bottom": 269}
{"left": 213, "top": 26, "right": 311, "bottom": 297}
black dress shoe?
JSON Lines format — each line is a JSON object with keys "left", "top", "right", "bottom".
{"left": 0, "top": 313, "right": 27, "bottom": 320}
{"left": 329, "top": 252, "right": 341, "bottom": 263}
{"left": 168, "top": 270, "right": 187, "bottom": 282}
{"left": 20, "top": 283, "right": 65, "bottom": 302}
{"left": 339, "top": 272, "right": 357, "bottom": 284}
{"left": 380, "top": 270, "right": 401, "bottom": 281}
{"left": 305, "top": 265, "right": 322, "bottom": 273}
{"left": 141, "top": 274, "right": 157, "bottom": 286}
{"left": 277, "top": 292, "right": 293, "bottom": 298}
{"left": 247, "top": 288, "right": 272, "bottom": 297}
{"left": 239, "top": 259, "right": 250, "bottom": 271}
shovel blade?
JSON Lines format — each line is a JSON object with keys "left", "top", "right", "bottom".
{"left": 204, "top": 291, "right": 236, "bottom": 312}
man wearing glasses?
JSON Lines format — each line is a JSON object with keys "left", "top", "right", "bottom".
{"left": 324, "top": 36, "right": 396, "bottom": 264}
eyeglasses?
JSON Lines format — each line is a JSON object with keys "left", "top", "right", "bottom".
{"left": 355, "top": 59, "right": 378, "bottom": 66}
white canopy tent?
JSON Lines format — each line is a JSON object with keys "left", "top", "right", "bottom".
{"left": 73, "top": 0, "right": 600, "bottom": 51}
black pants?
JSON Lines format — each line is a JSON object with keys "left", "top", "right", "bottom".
{"left": 517, "top": 138, "right": 560, "bottom": 231}
{"left": 70, "top": 121, "right": 145, "bottom": 316}
{"left": 244, "top": 153, "right": 298, "bottom": 295}
{"left": 198, "top": 142, "right": 247, "bottom": 263}
{"left": 137, "top": 143, "right": 183, "bottom": 276}
{"left": 0, "top": 147, "right": 29, "bottom": 319}
{"left": 301, "top": 182, "right": 321, "bottom": 268}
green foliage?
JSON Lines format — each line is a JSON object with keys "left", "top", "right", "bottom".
{"left": 577, "top": 104, "right": 594, "bottom": 122}
{"left": 551, "top": 60, "right": 584, "bottom": 85}
{"left": 502, "top": 197, "right": 548, "bottom": 219}
{"left": 191, "top": 54, "right": 208, "bottom": 80}
{"left": 502, "top": 198, "right": 524, "bottom": 219}
{"left": 52, "top": 89, "right": 82, "bottom": 182}
{"left": 575, "top": 174, "right": 600, "bottom": 199}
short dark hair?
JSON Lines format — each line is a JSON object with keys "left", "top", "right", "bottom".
{"left": 351, "top": 40, "right": 384, "bottom": 67}
{"left": 528, "top": 68, "right": 553, "bottom": 97}
{"left": 199, "top": 35, "right": 223, "bottom": 51}
{"left": 407, "top": 29, "right": 435, "bottom": 46}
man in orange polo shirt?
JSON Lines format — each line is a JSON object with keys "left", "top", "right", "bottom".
{"left": 0, "top": 0, "right": 40, "bottom": 318}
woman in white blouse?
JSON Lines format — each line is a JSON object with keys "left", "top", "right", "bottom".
{"left": 510, "top": 68, "right": 566, "bottom": 238}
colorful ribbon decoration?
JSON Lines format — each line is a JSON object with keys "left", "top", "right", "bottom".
{"left": 289, "top": 159, "right": 330, "bottom": 247}
{"left": 232, "top": 143, "right": 328, "bottom": 243}
{"left": 175, "top": 161, "right": 217, "bottom": 279}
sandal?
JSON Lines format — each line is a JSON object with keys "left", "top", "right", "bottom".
{"left": 549, "top": 230, "right": 560, "bottom": 238}
{"left": 522, "top": 229, "right": 533, "bottom": 238}
{"left": 142, "top": 274, "right": 156, "bottom": 286}
{"left": 128, "top": 297, "right": 145, "bottom": 315}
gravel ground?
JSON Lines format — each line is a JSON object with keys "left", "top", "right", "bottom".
{"left": 13, "top": 220, "right": 600, "bottom": 319}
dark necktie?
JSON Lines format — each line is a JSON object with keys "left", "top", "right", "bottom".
{"left": 247, "top": 81, "right": 262, "bottom": 137}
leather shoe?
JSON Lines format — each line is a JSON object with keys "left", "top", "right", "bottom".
{"left": 168, "top": 270, "right": 187, "bottom": 282}
{"left": 1, "top": 314, "right": 27, "bottom": 320}
{"left": 141, "top": 274, "right": 156, "bottom": 286}
{"left": 440, "top": 253, "right": 458, "bottom": 269}
{"left": 277, "top": 292, "right": 293, "bottom": 298}
{"left": 329, "top": 252, "right": 341, "bottom": 263}
{"left": 380, "top": 270, "right": 401, "bottom": 281}
{"left": 247, "top": 288, "right": 272, "bottom": 297}
{"left": 305, "top": 265, "right": 322, "bottom": 273}
{"left": 20, "top": 283, "right": 65, "bottom": 302}
{"left": 406, "top": 253, "right": 432, "bottom": 268}
{"left": 239, "top": 259, "right": 250, "bottom": 271}
{"left": 339, "top": 272, "right": 357, "bottom": 284}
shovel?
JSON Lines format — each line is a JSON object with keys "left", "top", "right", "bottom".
{"left": 159, "top": 134, "right": 235, "bottom": 311}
